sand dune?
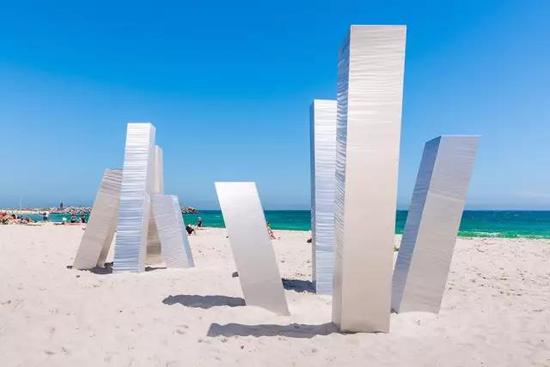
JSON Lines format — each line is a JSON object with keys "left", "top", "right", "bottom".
{"left": 0, "top": 225, "right": 549, "bottom": 366}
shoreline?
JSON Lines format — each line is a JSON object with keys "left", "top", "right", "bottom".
{"left": 3, "top": 221, "right": 550, "bottom": 240}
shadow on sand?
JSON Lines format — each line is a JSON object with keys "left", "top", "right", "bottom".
{"left": 163, "top": 295, "right": 246, "bottom": 309}
{"left": 207, "top": 322, "right": 339, "bottom": 338}
{"left": 282, "top": 278, "right": 315, "bottom": 293}
{"left": 68, "top": 262, "right": 167, "bottom": 275}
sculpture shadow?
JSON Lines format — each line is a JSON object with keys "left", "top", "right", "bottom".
{"left": 88, "top": 266, "right": 113, "bottom": 275}
{"left": 207, "top": 322, "right": 339, "bottom": 338}
{"left": 282, "top": 278, "right": 315, "bottom": 293}
{"left": 67, "top": 263, "right": 113, "bottom": 275}
{"left": 145, "top": 265, "right": 167, "bottom": 272}
{"left": 163, "top": 295, "right": 246, "bottom": 309}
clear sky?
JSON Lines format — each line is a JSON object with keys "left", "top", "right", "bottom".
{"left": 0, "top": 1, "right": 549, "bottom": 210}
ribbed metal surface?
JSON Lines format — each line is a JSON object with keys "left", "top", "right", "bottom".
{"left": 152, "top": 194, "right": 194, "bottom": 268}
{"left": 113, "top": 123, "right": 156, "bottom": 273}
{"left": 310, "top": 99, "right": 337, "bottom": 295}
{"left": 392, "top": 136, "right": 479, "bottom": 313}
{"left": 332, "top": 25, "right": 407, "bottom": 333}
{"left": 73, "top": 169, "right": 122, "bottom": 269}
{"left": 215, "top": 182, "right": 289, "bottom": 315}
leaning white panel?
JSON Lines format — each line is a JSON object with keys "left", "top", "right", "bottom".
{"left": 73, "top": 169, "right": 122, "bottom": 269}
{"left": 146, "top": 145, "right": 164, "bottom": 264}
{"left": 332, "top": 25, "right": 407, "bottom": 332}
{"left": 215, "top": 182, "right": 289, "bottom": 315}
{"left": 392, "top": 136, "right": 479, "bottom": 313}
{"left": 152, "top": 194, "right": 194, "bottom": 268}
{"left": 113, "top": 123, "right": 156, "bottom": 273}
{"left": 310, "top": 99, "right": 337, "bottom": 295}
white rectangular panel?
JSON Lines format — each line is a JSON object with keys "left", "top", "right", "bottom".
{"left": 152, "top": 194, "right": 194, "bottom": 268}
{"left": 215, "top": 182, "right": 289, "bottom": 315}
{"left": 73, "top": 169, "right": 122, "bottom": 269}
{"left": 310, "top": 99, "right": 337, "bottom": 295}
{"left": 392, "top": 136, "right": 479, "bottom": 313}
{"left": 146, "top": 145, "right": 164, "bottom": 264}
{"left": 332, "top": 25, "right": 407, "bottom": 332}
{"left": 113, "top": 123, "right": 156, "bottom": 273}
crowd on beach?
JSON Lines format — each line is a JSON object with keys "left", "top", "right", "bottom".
{"left": 1, "top": 211, "right": 279, "bottom": 240}
{"left": 0, "top": 212, "right": 37, "bottom": 225}
{"left": 0, "top": 210, "right": 87, "bottom": 225}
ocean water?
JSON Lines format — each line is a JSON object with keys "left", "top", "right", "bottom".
{"left": 24, "top": 210, "right": 550, "bottom": 239}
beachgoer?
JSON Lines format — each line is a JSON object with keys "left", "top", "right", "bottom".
{"left": 80, "top": 213, "right": 87, "bottom": 223}
{"left": 197, "top": 217, "right": 203, "bottom": 228}
{"left": 185, "top": 225, "right": 195, "bottom": 235}
{"left": 70, "top": 212, "right": 78, "bottom": 223}
{"left": 267, "top": 222, "right": 276, "bottom": 239}
{"left": 62, "top": 217, "right": 67, "bottom": 225}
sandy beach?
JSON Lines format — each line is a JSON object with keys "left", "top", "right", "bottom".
{"left": 0, "top": 224, "right": 549, "bottom": 366}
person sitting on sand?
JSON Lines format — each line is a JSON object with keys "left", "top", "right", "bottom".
{"left": 185, "top": 224, "right": 195, "bottom": 235}
{"left": 267, "top": 221, "right": 276, "bottom": 240}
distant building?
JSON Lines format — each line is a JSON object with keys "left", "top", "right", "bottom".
{"left": 59, "top": 202, "right": 64, "bottom": 210}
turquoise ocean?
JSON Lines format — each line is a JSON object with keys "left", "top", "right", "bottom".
{"left": 28, "top": 210, "right": 550, "bottom": 239}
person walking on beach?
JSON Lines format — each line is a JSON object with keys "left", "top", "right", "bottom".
{"left": 197, "top": 217, "right": 203, "bottom": 228}
{"left": 42, "top": 212, "right": 48, "bottom": 222}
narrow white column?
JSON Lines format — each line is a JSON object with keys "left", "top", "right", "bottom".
{"left": 310, "top": 99, "right": 337, "bottom": 295}
{"left": 332, "top": 25, "right": 407, "bottom": 332}
{"left": 152, "top": 194, "right": 194, "bottom": 268}
{"left": 392, "top": 136, "right": 479, "bottom": 313}
{"left": 113, "top": 123, "right": 156, "bottom": 273}
{"left": 73, "top": 169, "right": 122, "bottom": 269}
{"left": 215, "top": 182, "right": 289, "bottom": 315}
{"left": 146, "top": 145, "right": 164, "bottom": 264}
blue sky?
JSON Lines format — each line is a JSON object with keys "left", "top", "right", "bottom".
{"left": 0, "top": 1, "right": 549, "bottom": 209}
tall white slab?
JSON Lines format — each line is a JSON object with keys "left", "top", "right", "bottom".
{"left": 392, "top": 136, "right": 479, "bottom": 313}
{"left": 73, "top": 169, "right": 122, "bottom": 269}
{"left": 310, "top": 99, "right": 337, "bottom": 295}
{"left": 152, "top": 194, "right": 194, "bottom": 268}
{"left": 113, "top": 123, "right": 156, "bottom": 273}
{"left": 332, "top": 25, "right": 407, "bottom": 332}
{"left": 215, "top": 182, "right": 289, "bottom": 315}
{"left": 146, "top": 145, "right": 164, "bottom": 264}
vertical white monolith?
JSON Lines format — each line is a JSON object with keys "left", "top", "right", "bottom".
{"left": 113, "top": 123, "right": 156, "bottom": 273}
{"left": 392, "top": 136, "right": 479, "bottom": 313}
{"left": 146, "top": 145, "right": 164, "bottom": 264}
{"left": 332, "top": 25, "right": 407, "bottom": 332}
{"left": 310, "top": 99, "right": 337, "bottom": 295}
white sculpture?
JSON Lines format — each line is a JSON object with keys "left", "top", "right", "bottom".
{"left": 310, "top": 99, "right": 337, "bottom": 295}
{"left": 152, "top": 194, "right": 195, "bottom": 268}
{"left": 392, "top": 135, "right": 479, "bottom": 313}
{"left": 215, "top": 182, "right": 289, "bottom": 315}
{"left": 73, "top": 169, "right": 122, "bottom": 269}
{"left": 113, "top": 123, "right": 156, "bottom": 273}
{"left": 74, "top": 122, "right": 194, "bottom": 272}
{"left": 332, "top": 25, "right": 407, "bottom": 333}
{"left": 146, "top": 145, "right": 164, "bottom": 264}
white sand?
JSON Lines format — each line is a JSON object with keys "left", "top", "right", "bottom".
{"left": 0, "top": 224, "right": 549, "bottom": 366}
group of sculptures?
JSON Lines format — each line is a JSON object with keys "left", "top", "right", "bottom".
{"left": 74, "top": 25, "right": 479, "bottom": 333}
